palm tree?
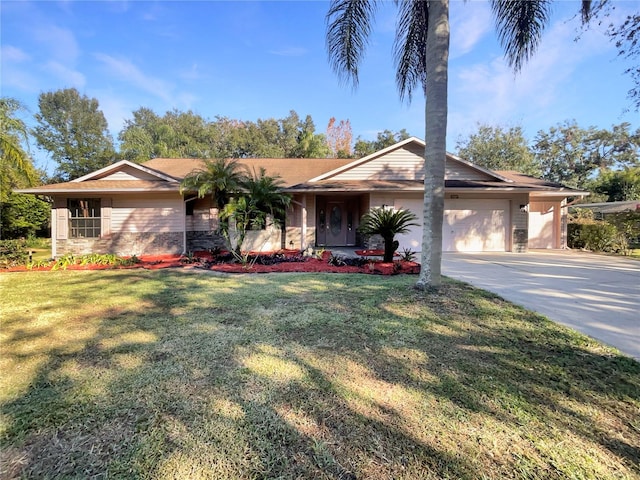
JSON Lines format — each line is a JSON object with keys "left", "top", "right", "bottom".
{"left": 326, "top": 0, "right": 595, "bottom": 289}
{"left": 0, "top": 98, "right": 37, "bottom": 203}
{"left": 181, "top": 161, "right": 291, "bottom": 255}
{"left": 180, "top": 158, "right": 246, "bottom": 208}
{"left": 358, "top": 207, "right": 419, "bottom": 262}
{"left": 243, "top": 167, "right": 292, "bottom": 228}
{"left": 222, "top": 168, "right": 291, "bottom": 255}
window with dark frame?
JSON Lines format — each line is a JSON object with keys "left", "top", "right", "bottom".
{"left": 185, "top": 195, "right": 197, "bottom": 216}
{"left": 68, "top": 198, "right": 101, "bottom": 238}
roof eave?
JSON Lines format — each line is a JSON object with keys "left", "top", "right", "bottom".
{"left": 15, "top": 187, "right": 181, "bottom": 195}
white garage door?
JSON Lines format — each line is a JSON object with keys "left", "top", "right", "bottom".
{"left": 392, "top": 198, "right": 509, "bottom": 253}
{"left": 443, "top": 200, "right": 508, "bottom": 252}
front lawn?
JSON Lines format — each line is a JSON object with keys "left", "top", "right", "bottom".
{"left": 1, "top": 270, "right": 638, "bottom": 479}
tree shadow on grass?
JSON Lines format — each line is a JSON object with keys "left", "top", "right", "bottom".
{"left": 1, "top": 271, "right": 639, "bottom": 479}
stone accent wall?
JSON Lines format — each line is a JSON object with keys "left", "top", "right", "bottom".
{"left": 56, "top": 232, "right": 184, "bottom": 257}
{"left": 513, "top": 229, "right": 528, "bottom": 253}
{"left": 362, "top": 233, "right": 384, "bottom": 250}
{"left": 186, "top": 231, "right": 226, "bottom": 252}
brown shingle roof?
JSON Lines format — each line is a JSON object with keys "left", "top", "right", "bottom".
{"left": 288, "top": 178, "right": 588, "bottom": 194}
{"left": 142, "top": 158, "right": 353, "bottom": 188}
{"left": 18, "top": 159, "right": 587, "bottom": 196}
{"left": 494, "top": 171, "right": 567, "bottom": 188}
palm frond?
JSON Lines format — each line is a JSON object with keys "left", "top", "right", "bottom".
{"left": 179, "top": 158, "right": 246, "bottom": 207}
{"left": 394, "top": 0, "right": 429, "bottom": 103}
{"left": 326, "top": 0, "right": 379, "bottom": 88}
{"left": 581, "top": 0, "right": 596, "bottom": 23}
{"left": 490, "top": 0, "right": 553, "bottom": 72}
{"left": 359, "top": 207, "right": 419, "bottom": 237}
{"left": 243, "top": 167, "right": 291, "bottom": 226}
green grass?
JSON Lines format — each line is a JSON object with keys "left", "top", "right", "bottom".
{"left": 1, "top": 270, "right": 639, "bottom": 479}
{"left": 23, "top": 237, "right": 52, "bottom": 263}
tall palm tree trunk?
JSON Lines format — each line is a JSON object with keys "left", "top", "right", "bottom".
{"left": 417, "top": 0, "right": 449, "bottom": 290}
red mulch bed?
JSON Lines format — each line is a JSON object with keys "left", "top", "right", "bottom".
{"left": 5, "top": 250, "right": 420, "bottom": 275}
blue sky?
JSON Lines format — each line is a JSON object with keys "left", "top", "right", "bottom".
{"left": 2, "top": 0, "right": 638, "bottom": 172}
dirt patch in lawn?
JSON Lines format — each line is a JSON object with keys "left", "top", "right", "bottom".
{"left": 6, "top": 250, "right": 420, "bottom": 275}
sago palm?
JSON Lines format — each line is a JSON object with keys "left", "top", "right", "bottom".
{"left": 358, "top": 207, "right": 418, "bottom": 262}
{"left": 326, "top": 0, "right": 596, "bottom": 289}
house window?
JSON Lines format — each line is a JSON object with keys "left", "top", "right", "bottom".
{"left": 68, "top": 198, "right": 101, "bottom": 238}
{"left": 185, "top": 196, "right": 197, "bottom": 216}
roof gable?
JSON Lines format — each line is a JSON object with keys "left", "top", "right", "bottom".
{"left": 72, "top": 160, "right": 179, "bottom": 183}
{"left": 310, "top": 137, "right": 511, "bottom": 183}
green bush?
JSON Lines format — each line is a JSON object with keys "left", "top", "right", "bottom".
{"left": 568, "top": 222, "right": 619, "bottom": 252}
{"left": 0, "top": 239, "right": 28, "bottom": 267}
{"left": 0, "top": 193, "right": 50, "bottom": 239}
{"left": 607, "top": 211, "right": 640, "bottom": 249}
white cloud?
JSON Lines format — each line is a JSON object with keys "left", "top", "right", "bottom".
{"left": 0, "top": 68, "right": 39, "bottom": 93}
{"left": 91, "top": 91, "right": 131, "bottom": 136}
{"left": 34, "top": 25, "right": 80, "bottom": 63}
{"left": 94, "top": 53, "right": 174, "bottom": 103}
{"left": 269, "top": 47, "right": 308, "bottom": 57}
{"left": 0, "top": 45, "right": 31, "bottom": 63}
{"left": 176, "top": 92, "right": 199, "bottom": 110}
{"left": 104, "top": 0, "right": 130, "bottom": 14}
{"left": 179, "top": 63, "right": 206, "bottom": 81}
{"left": 450, "top": 1, "right": 492, "bottom": 59}
{"left": 42, "top": 61, "right": 86, "bottom": 88}
{"left": 448, "top": 9, "right": 617, "bottom": 142}
{"left": 0, "top": 46, "right": 38, "bottom": 92}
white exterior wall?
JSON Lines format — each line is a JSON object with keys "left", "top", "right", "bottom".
{"left": 329, "top": 145, "right": 497, "bottom": 182}
{"left": 98, "top": 166, "right": 162, "bottom": 181}
{"left": 332, "top": 145, "right": 425, "bottom": 180}
{"left": 529, "top": 199, "right": 563, "bottom": 249}
{"left": 186, "top": 197, "right": 216, "bottom": 232}
{"left": 111, "top": 194, "right": 184, "bottom": 233}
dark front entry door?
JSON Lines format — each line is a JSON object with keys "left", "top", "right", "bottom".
{"left": 316, "top": 197, "right": 358, "bottom": 246}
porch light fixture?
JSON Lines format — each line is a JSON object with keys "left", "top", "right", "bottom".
{"left": 520, "top": 204, "right": 529, "bottom": 213}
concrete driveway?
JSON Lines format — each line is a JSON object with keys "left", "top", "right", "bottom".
{"left": 442, "top": 251, "right": 640, "bottom": 360}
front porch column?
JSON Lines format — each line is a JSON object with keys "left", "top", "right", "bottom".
{"left": 182, "top": 196, "right": 187, "bottom": 254}
{"left": 301, "top": 194, "right": 307, "bottom": 250}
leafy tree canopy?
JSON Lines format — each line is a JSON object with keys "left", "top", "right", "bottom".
{"left": 455, "top": 124, "right": 540, "bottom": 176}
{"left": 120, "top": 109, "right": 332, "bottom": 162}
{"left": 587, "top": 166, "right": 640, "bottom": 202}
{"left": 353, "top": 129, "right": 411, "bottom": 158}
{"left": 0, "top": 192, "right": 50, "bottom": 239}
{"left": 533, "top": 120, "right": 640, "bottom": 189}
{"left": 34, "top": 88, "right": 116, "bottom": 182}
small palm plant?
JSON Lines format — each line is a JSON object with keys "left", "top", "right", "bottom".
{"left": 358, "top": 207, "right": 419, "bottom": 263}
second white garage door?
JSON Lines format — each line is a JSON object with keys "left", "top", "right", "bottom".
{"left": 394, "top": 199, "right": 509, "bottom": 252}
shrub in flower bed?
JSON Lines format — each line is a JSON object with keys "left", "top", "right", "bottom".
{"left": 3, "top": 248, "right": 419, "bottom": 275}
